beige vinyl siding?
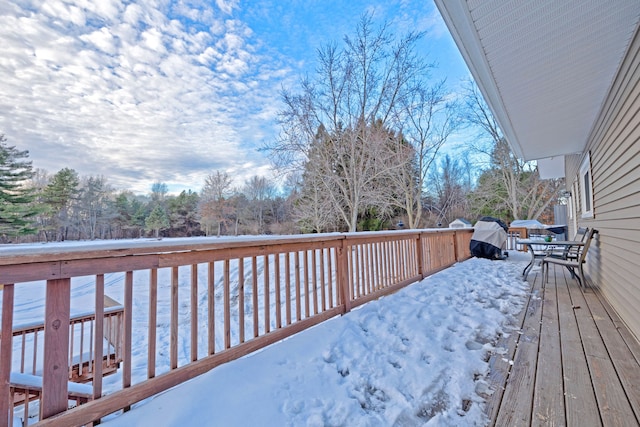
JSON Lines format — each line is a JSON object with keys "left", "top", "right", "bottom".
{"left": 569, "top": 24, "right": 640, "bottom": 340}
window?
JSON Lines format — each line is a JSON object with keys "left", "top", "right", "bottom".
{"left": 580, "top": 153, "right": 594, "bottom": 218}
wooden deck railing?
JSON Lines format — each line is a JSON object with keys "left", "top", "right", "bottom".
{"left": 10, "top": 297, "right": 123, "bottom": 385}
{"left": 0, "top": 229, "right": 472, "bottom": 427}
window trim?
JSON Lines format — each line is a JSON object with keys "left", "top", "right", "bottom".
{"left": 567, "top": 183, "right": 574, "bottom": 220}
{"left": 579, "top": 153, "right": 594, "bottom": 218}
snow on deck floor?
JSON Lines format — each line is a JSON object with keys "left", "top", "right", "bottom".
{"left": 102, "top": 253, "right": 531, "bottom": 427}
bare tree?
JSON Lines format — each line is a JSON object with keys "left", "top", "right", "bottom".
{"left": 266, "top": 14, "right": 429, "bottom": 232}
{"left": 391, "top": 82, "right": 460, "bottom": 228}
{"left": 291, "top": 167, "right": 336, "bottom": 232}
{"left": 199, "top": 171, "right": 234, "bottom": 236}
{"left": 150, "top": 182, "right": 169, "bottom": 204}
{"left": 462, "top": 80, "right": 561, "bottom": 221}
{"left": 243, "top": 175, "right": 276, "bottom": 234}
{"left": 426, "top": 155, "right": 470, "bottom": 226}
{"left": 78, "top": 175, "right": 115, "bottom": 239}
{"left": 312, "top": 123, "right": 405, "bottom": 231}
{"left": 470, "top": 139, "right": 561, "bottom": 221}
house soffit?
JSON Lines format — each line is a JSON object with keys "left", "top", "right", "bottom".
{"left": 435, "top": 0, "right": 640, "bottom": 161}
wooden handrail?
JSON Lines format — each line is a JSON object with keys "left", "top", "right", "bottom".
{"left": 0, "top": 229, "right": 473, "bottom": 427}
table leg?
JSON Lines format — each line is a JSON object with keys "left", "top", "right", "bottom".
{"left": 522, "top": 244, "right": 535, "bottom": 280}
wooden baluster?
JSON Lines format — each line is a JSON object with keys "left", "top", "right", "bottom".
{"left": 32, "top": 331, "right": 38, "bottom": 375}
{"left": 285, "top": 252, "right": 291, "bottom": 326}
{"left": 223, "top": 259, "right": 231, "bottom": 349}
{"left": 352, "top": 244, "right": 359, "bottom": 298}
{"left": 303, "top": 252, "right": 309, "bottom": 319}
{"left": 366, "top": 243, "right": 373, "bottom": 294}
{"left": 123, "top": 271, "right": 133, "bottom": 396}
{"left": 326, "top": 248, "right": 333, "bottom": 309}
{"left": 320, "top": 248, "right": 326, "bottom": 311}
{"left": 375, "top": 242, "right": 382, "bottom": 290}
{"left": 274, "top": 254, "right": 281, "bottom": 329}
{"left": 93, "top": 274, "right": 104, "bottom": 400}
{"left": 68, "top": 322, "right": 75, "bottom": 380}
{"left": 19, "top": 332, "right": 26, "bottom": 374}
{"left": 238, "top": 257, "right": 245, "bottom": 343}
{"left": 294, "top": 252, "right": 301, "bottom": 321}
{"left": 207, "top": 263, "right": 215, "bottom": 355}
{"left": 224, "top": 260, "right": 231, "bottom": 348}
{"left": 148, "top": 268, "right": 158, "bottom": 378}
{"left": 311, "top": 250, "right": 318, "bottom": 315}
{"left": 190, "top": 264, "right": 198, "bottom": 362}
{"left": 79, "top": 321, "right": 85, "bottom": 379}
{"left": 384, "top": 241, "right": 391, "bottom": 286}
{"left": 263, "top": 255, "right": 270, "bottom": 333}
{"left": 252, "top": 257, "right": 259, "bottom": 337}
{"left": 170, "top": 267, "right": 178, "bottom": 370}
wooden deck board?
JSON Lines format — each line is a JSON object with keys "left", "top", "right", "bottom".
{"left": 554, "top": 265, "right": 601, "bottom": 427}
{"left": 532, "top": 272, "right": 564, "bottom": 426}
{"left": 565, "top": 272, "right": 637, "bottom": 426}
{"left": 494, "top": 271, "right": 543, "bottom": 426}
{"left": 488, "top": 262, "right": 640, "bottom": 427}
{"left": 484, "top": 274, "right": 535, "bottom": 424}
{"left": 580, "top": 287, "right": 640, "bottom": 424}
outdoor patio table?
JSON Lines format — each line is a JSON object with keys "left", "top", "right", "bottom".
{"left": 516, "top": 239, "right": 585, "bottom": 280}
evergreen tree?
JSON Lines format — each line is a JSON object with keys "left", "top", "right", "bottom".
{"left": 0, "top": 135, "right": 38, "bottom": 240}
{"left": 167, "top": 190, "right": 200, "bottom": 236}
{"left": 145, "top": 205, "right": 170, "bottom": 237}
{"left": 43, "top": 168, "right": 80, "bottom": 241}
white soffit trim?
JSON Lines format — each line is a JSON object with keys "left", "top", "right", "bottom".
{"left": 434, "top": 0, "right": 640, "bottom": 161}
{"left": 537, "top": 156, "right": 565, "bottom": 179}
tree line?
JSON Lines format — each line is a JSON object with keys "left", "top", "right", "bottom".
{"left": 0, "top": 15, "right": 562, "bottom": 243}
{"left": 0, "top": 150, "right": 295, "bottom": 243}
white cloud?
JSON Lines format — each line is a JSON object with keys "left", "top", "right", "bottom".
{"left": 215, "top": 0, "right": 239, "bottom": 15}
{"left": 81, "top": 28, "right": 118, "bottom": 54}
{"left": 141, "top": 28, "right": 166, "bottom": 54}
{"left": 0, "top": 0, "right": 288, "bottom": 194}
{"left": 122, "top": 3, "right": 143, "bottom": 25}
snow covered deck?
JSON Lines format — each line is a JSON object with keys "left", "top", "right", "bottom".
{"left": 487, "top": 263, "right": 640, "bottom": 426}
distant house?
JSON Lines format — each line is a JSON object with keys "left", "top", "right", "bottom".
{"left": 448, "top": 218, "right": 472, "bottom": 229}
{"left": 435, "top": 1, "right": 640, "bottom": 339}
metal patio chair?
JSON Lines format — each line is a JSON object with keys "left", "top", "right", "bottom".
{"left": 542, "top": 228, "right": 598, "bottom": 287}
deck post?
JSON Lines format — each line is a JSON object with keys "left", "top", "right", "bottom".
{"left": 42, "top": 278, "right": 71, "bottom": 420}
{"left": 93, "top": 275, "right": 105, "bottom": 400}
{"left": 1, "top": 284, "right": 14, "bottom": 427}
{"left": 337, "top": 239, "right": 351, "bottom": 314}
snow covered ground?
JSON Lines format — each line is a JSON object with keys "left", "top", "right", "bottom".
{"left": 95, "top": 252, "right": 532, "bottom": 427}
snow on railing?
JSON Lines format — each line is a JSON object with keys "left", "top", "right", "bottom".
{"left": 0, "top": 229, "right": 472, "bottom": 427}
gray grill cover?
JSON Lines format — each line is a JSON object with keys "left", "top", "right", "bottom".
{"left": 470, "top": 218, "right": 508, "bottom": 260}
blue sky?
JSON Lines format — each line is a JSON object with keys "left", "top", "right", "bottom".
{"left": 0, "top": 0, "right": 470, "bottom": 195}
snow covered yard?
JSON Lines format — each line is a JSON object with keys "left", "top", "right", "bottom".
{"left": 101, "top": 253, "right": 531, "bottom": 426}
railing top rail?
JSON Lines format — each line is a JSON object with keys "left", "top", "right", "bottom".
{"left": 0, "top": 229, "right": 474, "bottom": 267}
{"left": 6, "top": 305, "right": 124, "bottom": 336}
{"left": 0, "top": 234, "right": 346, "bottom": 265}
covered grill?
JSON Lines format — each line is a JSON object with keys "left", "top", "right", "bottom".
{"left": 470, "top": 217, "right": 509, "bottom": 260}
